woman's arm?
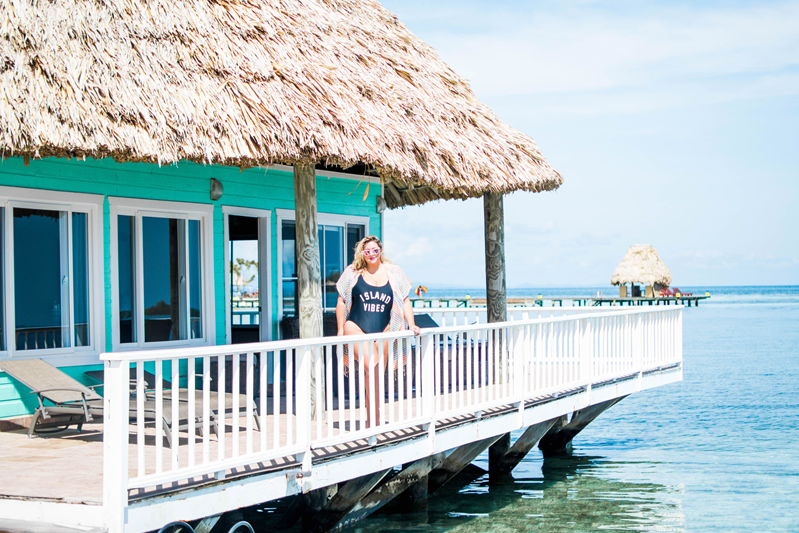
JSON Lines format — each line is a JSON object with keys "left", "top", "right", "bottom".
{"left": 403, "top": 297, "right": 421, "bottom": 335}
{"left": 336, "top": 295, "right": 347, "bottom": 336}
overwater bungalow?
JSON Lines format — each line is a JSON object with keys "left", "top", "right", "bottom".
{"left": 611, "top": 245, "right": 672, "bottom": 298}
{"left": 0, "top": 1, "right": 683, "bottom": 532}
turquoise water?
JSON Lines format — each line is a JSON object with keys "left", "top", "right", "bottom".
{"left": 343, "top": 286, "right": 799, "bottom": 532}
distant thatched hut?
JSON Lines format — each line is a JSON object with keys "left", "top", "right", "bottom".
{"left": 611, "top": 245, "right": 672, "bottom": 297}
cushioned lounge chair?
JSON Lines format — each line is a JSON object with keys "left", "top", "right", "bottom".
{"left": 0, "top": 358, "right": 200, "bottom": 446}
{"left": 85, "top": 367, "right": 261, "bottom": 433}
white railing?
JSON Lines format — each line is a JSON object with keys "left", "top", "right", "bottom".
{"left": 416, "top": 306, "right": 612, "bottom": 328}
{"left": 102, "top": 306, "right": 682, "bottom": 520}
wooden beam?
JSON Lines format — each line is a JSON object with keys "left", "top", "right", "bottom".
{"left": 294, "top": 163, "right": 323, "bottom": 419}
{"left": 385, "top": 182, "right": 403, "bottom": 206}
{"left": 539, "top": 398, "right": 626, "bottom": 455}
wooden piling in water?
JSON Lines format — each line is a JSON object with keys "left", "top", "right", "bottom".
{"left": 539, "top": 398, "right": 625, "bottom": 455}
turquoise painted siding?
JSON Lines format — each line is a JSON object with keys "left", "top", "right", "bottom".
{"left": 0, "top": 157, "right": 381, "bottom": 418}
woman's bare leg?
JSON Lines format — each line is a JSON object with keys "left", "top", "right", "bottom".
{"left": 344, "top": 321, "right": 373, "bottom": 427}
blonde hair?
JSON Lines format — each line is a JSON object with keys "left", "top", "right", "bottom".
{"left": 352, "top": 235, "right": 390, "bottom": 270}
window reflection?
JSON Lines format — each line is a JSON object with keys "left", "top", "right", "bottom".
{"left": 118, "top": 213, "right": 204, "bottom": 345}
{"left": 72, "top": 213, "right": 90, "bottom": 347}
{"left": 281, "top": 220, "right": 366, "bottom": 315}
{"left": 142, "top": 217, "right": 185, "bottom": 342}
{"left": 324, "top": 226, "right": 343, "bottom": 309}
{"left": 346, "top": 224, "right": 365, "bottom": 266}
{"left": 118, "top": 215, "right": 136, "bottom": 343}
{"left": 189, "top": 220, "right": 202, "bottom": 339}
{"left": 13, "top": 208, "right": 69, "bottom": 350}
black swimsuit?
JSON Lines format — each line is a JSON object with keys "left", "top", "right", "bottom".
{"left": 348, "top": 276, "right": 393, "bottom": 334}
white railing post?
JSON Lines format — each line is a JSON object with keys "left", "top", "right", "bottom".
{"left": 421, "top": 333, "right": 435, "bottom": 451}
{"left": 295, "top": 346, "right": 313, "bottom": 475}
{"left": 103, "top": 359, "right": 129, "bottom": 533}
{"left": 580, "top": 318, "right": 593, "bottom": 390}
{"left": 634, "top": 313, "right": 644, "bottom": 374}
{"left": 512, "top": 325, "right": 525, "bottom": 422}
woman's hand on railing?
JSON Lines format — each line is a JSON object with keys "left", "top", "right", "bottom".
{"left": 410, "top": 324, "right": 421, "bottom": 335}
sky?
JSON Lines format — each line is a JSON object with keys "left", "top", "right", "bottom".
{"left": 379, "top": 0, "right": 799, "bottom": 288}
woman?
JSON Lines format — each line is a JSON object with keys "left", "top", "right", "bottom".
{"left": 336, "top": 236, "right": 420, "bottom": 428}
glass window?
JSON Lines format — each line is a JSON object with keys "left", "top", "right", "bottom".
{"left": 0, "top": 210, "right": 4, "bottom": 350}
{"left": 72, "top": 213, "right": 90, "bottom": 347}
{"left": 323, "top": 226, "right": 343, "bottom": 309}
{"left": 280, "top": 217, "right": 367, "bottom": 318}
{"left": 281, "top": 221, "right": 297, "bottom": 316}
{"left": 188, "top": 220, "right": 203, "bottom": 339}
{"left": 346, "top": 224, "right": 365, "bottom": 266}
{"left": 117, "top": 213, "right": 205, "bottom": 345}
{"left": 12, "top": 207, "right": 90, "bottom": 351}
{"left": 118, "top": 215, "right": 136, "bottom": 343}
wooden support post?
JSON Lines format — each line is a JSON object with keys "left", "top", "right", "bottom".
{"left": 491, "top": 418, "right": 560, "bottom": 475}
{"left": 483, "top": 192, "right": 507, "bottom": 324}
{"left": 339, "top": 454, "right": 445, "bottom": 527}
{"left": 428, "top": 435, "right": 502, "bottom": 494}
{"left": 404, "top": 467, "right": 430, "bottom": 510}
{"left": 194, "top": 515, "right": 222, "bottom": 533}
{"left": 484, "top": 192, "right": 508, "bottom": 474}
{"left": 294, "top": 163, "right": 323, "bottom": 419}
{"left": 488, "top": 433, "right": 511, "bottom": 476}
{"left": 307, "top": 470, "right": 392, "bottom": 532}
{"left": 539, "top": 397, "right": 626, "bottom": 456}
{"left": 300, "top": 485, "right": 338, "bottom": 532}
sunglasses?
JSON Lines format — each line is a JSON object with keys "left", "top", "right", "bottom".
{"left": 363, "top": 248, "right": 381, "bottom": 257}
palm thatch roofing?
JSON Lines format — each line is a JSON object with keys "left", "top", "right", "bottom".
{"left": 0, "top": 0, "right": 562, "bottom": 207}
{"left": 610, "top": 245, "right": 672, "bottom": 287}
{"left": 0, "top": 0, "right": 562, "bottom": 208}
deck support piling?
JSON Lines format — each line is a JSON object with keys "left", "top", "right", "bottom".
{"left": 428, "top": 435, "right": 503, "bottom": 494}
{"left": 488, "top": 432, "right": 511, "bottom": 477}
{"left": 294, "top": 163, "right": 324, "bottom": 420}
{"left": 339, "top": 454, "right": 445, "bottom": 527}
{"left": 539, "top": 398, "right": 625, "bottom": 455}
{"left": 307, "top": 470, "right": 392, "bottom": 532}
{"left": 490, "top": 418, "right": 560, "bottom": 476}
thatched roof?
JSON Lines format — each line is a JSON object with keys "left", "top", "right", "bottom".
{"left": 0, "top": 0, "right": 562, "bottom": 208}
{"left": 610, "top": 245, "right": 672, "bottom": 287}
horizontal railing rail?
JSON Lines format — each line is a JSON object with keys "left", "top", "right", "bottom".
{"left": 102, "top": 306, "right": 682, "bottom": 519}
{"left": 414, "top": 306, "right": 625, "bottom": 328}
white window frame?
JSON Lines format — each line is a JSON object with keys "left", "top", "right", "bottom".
{"left": 275, "top": 209, "right": 369, "bottom": 320}
{"left": 0, "top": 186, "right": 104, "bottom": 366}
{"left": 222, "top": 206, "right": 272, "bottom": 344}
{"left": 109, "top": 198, "right": 215, "bottom": 351}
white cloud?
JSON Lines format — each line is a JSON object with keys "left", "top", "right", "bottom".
{"left": 385, "top": 1, "right": 799, "bottom": 112}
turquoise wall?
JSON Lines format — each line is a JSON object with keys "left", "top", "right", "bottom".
{"left": 0, "top": 156, "right": 381, "bottom": 418}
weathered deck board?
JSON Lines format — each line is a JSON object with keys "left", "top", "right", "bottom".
{"left": 0, "top": 385, "right": 515, "bottom": 504}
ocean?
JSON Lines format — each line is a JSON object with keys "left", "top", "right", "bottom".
{"left": 341, "top": 285, "right": 799, "bottom": 532}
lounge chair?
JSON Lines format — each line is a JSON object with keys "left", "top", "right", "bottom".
{"left": 671, "top": 288, "right": 693, "bottom": 297}
{"left": 0, "top": 358, "right": 198, "bottom": 446}
{"left": 85, "top": 367, "right": 261, "bottom": 433}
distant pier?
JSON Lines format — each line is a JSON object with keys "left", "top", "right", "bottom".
{"left": 413, "top": 294, "right": 710, "bottom": 308}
